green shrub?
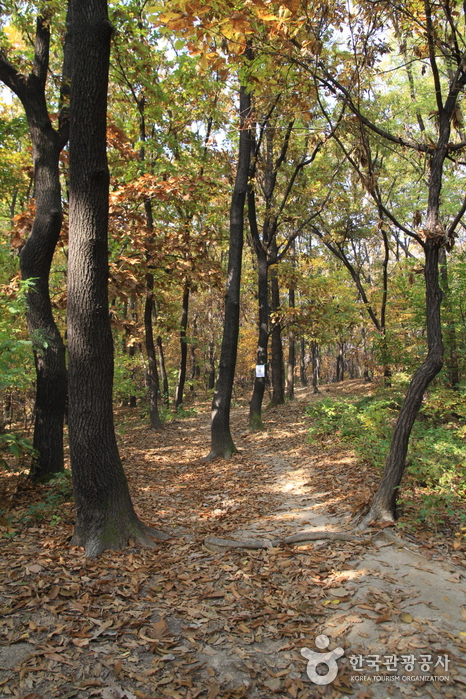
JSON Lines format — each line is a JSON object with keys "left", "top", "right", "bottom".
{"left": 306, "top": 389, "right": 466, "bottom": 528}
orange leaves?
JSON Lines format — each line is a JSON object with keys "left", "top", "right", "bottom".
{"left": 150, "top": 0, "right": 306, "bottom": 63}
{"left": 10, "top": 201, "right": 36, "bottom": 249}
{"left": 110, "top": 173, "right": 193, "bottom": 206}
{"left": 107, "top": 124, "right": 138, "bottom": 161}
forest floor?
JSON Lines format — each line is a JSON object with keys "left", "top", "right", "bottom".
{"left": 0, "top": 379, "right": 466, "bottom": 699}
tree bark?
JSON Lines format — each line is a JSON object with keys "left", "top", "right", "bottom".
{"left": 311, "top": 340, "right": 320, "bottom": 393}
{"left": 174, "top": 281, "right": 190, "bottom": 409}
{"left": 0, "top": 13, "right": 70, "bottom": 481}
{"left": 270, "top": 267, "right": 285, "bottom": 405}
{"left": 156, "top": 336, "right": 169, "bottom": 407}
{"left": 248, "top": 230, "right": 268, "bottom": 429}
{"left": 359, "top": 238, "right": 444, "bottom": 527}
{"left": 67, "top": 0, "right": 161, "bottom": 556}
{"left": 139, "top": 98, "right": 162, "bottom": 424}
{"left": 286, "top": 287, "right": 295, "bottom": 399}
{"left": 335, "top": 342, "right": 345, "bottom": 382}
{"left": 205, "top": 75, "right": 252, "bottom": 459}
{"left": 144, "top": 273, "right": 162, "bottom": 429}
{"left": 438, "top": 246, "right": 459, "bottom": 388}
{"left": 300, "top": 337, "right": 308, "bottom": 386}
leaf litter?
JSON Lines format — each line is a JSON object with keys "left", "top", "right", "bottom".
{"left": 0, "top": 380, "right": 465, "bottom": 698}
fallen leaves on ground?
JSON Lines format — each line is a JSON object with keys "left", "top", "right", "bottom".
{"left": 0, "top": 380, "right": 464, "bottom": 699}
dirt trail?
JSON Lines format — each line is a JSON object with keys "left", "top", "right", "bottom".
{"left": 0, "top": 380, "right": 465, "bottom": 699}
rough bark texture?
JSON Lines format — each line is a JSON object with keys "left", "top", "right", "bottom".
{"left": 359, "top": 239, "right": 444, "bottom": 527}
{"left": 205, "top": 80, "right": 252, "bottom": 459}
{"left": 0, "top": 14, "right": 69, "bottom": 481}
{"left": 67, "top": 0, "right": 161, "bottom": 556}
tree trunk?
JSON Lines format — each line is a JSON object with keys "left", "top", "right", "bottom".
{"left": 359, "top": 239, "right": 444, "bottom": 526}
{"left": 439, "top": 246, "right": 459, "bottom": 388}
{"left": 67, "top": 0, "right": 158, "bottom": 556}
{"left": 128, "top": 297, "right": 137, "bottom": 407}
{"left": 335, "top": 342, "right": 345, "bottom": 382}
{"left": 144, "top": 273, "right": 162, "bottom": 429}
{"left": 286, "top": 287, "right": 295, "bottom": 400}
{"left": 205, "top": 76, "right": 252, "bottom": 460}
{"left": 300, "top": 337, "right": 308, "bottom": 386}
{"left": 248, "top": 242, "right": 268, "bottom": 429}
{"left": 22, "top": 140, "right": 67, "bottom": 481}
{"left": 311, "top": 341, "right": 320, "bottom": 393}
{"left": 174, "top": 282, "right": 189, "bottom": 409}
{"left": 270, "top": 268, "right": 285, "bottom": 406}
{"left": 207, "top": 304, "right": 216, "bottom": 390}
{"left": 0, "top": 14, "right": 70, "bottom": 481}
{"left": 190, "top": 314, "right": 199, "bottom": 391}
{"left": 157, "top": 336, "right": 169, "bottom": 407}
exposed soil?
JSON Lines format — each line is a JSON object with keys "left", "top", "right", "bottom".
{"left": 0, "top": 379, "right": 465, "bottom": 699}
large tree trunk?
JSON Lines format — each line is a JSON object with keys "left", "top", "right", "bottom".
{"left": 174, "top": 282, "right": 190, "bottom": 409}
{"left": 67, "top": 0, "right": 161, "bottom": 556}
{"left": 270, "top": 267, "right": 285, "bottom": 406}
{"left": 359, "top": 239, "right": 443, "bottom": 527}
{"left": 0, "top": 14, "right": 70, "bottom": 481}
{"left": 205, "top": 77, "right": 252, "bottom": 460}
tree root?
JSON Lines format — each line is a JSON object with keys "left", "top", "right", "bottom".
{"left": 355, "top": 507, "right": 396, "bottom": 532}
{"left": 145, "top": 525, "right": 171, "bottom": 541}
{"left": 202, "top": 448, "right": 237, "bottom": 462}
{"left": 204, "top": 530, "right": 372, "bottom": 551}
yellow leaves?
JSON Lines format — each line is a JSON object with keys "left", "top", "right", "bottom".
{"left": 400, "top": 611, "right": 413, "bottom": 623}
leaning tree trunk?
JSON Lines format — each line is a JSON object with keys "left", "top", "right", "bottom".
{"left": 67, "top": 0, "right": 163, "bottom": 556}
{"left": 205, "top": 77, "right": 252, "bottom": 460}
{"left": 0, "top": 14, "right": 70, "bottom": 481}
{"left": 359, "top": 238, "right": 443, "bottom": 527}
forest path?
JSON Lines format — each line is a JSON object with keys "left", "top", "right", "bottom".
{"left": 1, "top": 380, "right": 465, "bottom": 699}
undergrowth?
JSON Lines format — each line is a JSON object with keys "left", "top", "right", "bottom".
{"left": 306, "top": 387, "right": 466, "bottom": 536}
